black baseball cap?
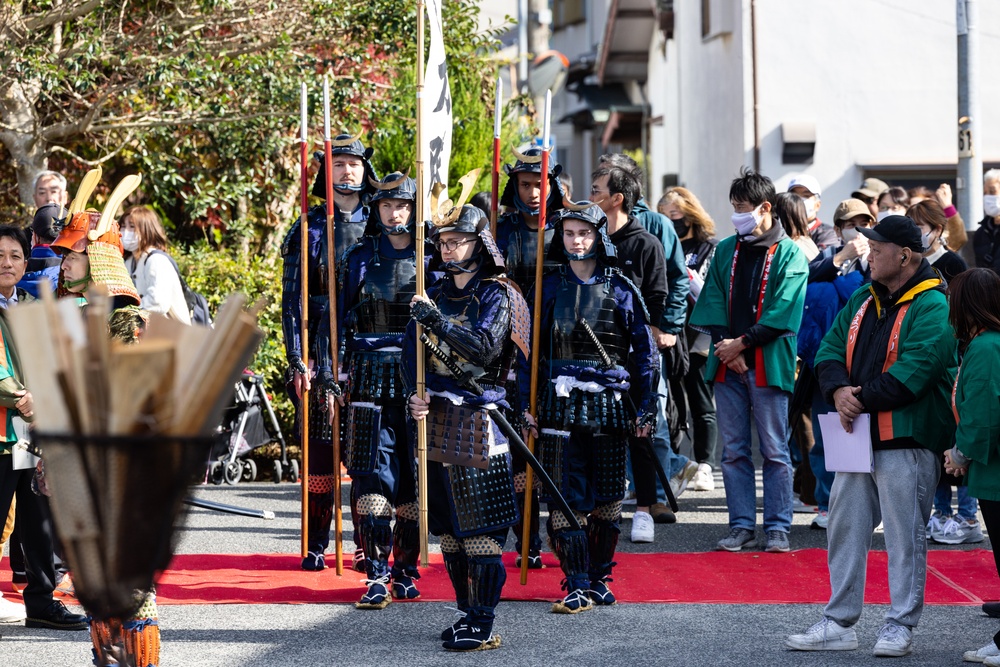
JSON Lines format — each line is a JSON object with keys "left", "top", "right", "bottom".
{"left": 856, "top": 215, "right": 923, "bottom": 252}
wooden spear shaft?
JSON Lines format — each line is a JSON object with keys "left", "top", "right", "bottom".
{"left": 415, "top": 0, "right": 430, "bottom": 567}
{"left": 490, "top": 79, "right": 502, "bottom": 237}
{"left": 520, "top": 90, "right": 552, "bottom": 586}
{"left": 322, "top": 75, "right": 344, "bottom": 576}
{"left": 299, "top": 82, "right": 311, "bottom": 559}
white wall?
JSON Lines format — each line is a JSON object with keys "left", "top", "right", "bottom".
{"left": 654, "top": 0, "right": 1000, "bottom": 236}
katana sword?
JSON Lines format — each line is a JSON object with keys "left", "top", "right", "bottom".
{"left": 419, "top": 333, "right": 582, "bottom": 533}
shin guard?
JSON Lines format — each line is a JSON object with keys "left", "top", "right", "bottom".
{"left": 390, "top": 518, "right": 421, "bottom": 599}
{"left": 467, "top": 555, "right": 505, "bottom": 623}
{"left": 587, "top": 517, "right": 620, "bottom": 605}
{"left": 442, "top": 549, "right": 470, "bottom": 612}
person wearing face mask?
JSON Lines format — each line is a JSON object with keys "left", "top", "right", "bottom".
{"left": 908, "top": 200, "right": 966, "bottom": 283}
{"left": 689, "top": 168, "right": 808, "bottom": 554}
{"left": 808, "top": 198, "right": 874, "bottom": 283}
{"left": 851, "top": 177, "right": 889, "bottom": 220}
{"left": 658, "top": 187, "right": 718, "bottom": 492}
{"left": 788, "top": 175, "right": 837, "bottom": 251}
{"left": 973, "top": 169, "right": 1000, "bottom": 275}
{"left": 121, "top": 206, "right": 191, "bottom": 325}
{"left": 876, "top": 186, "right": 909, "bottom": 223}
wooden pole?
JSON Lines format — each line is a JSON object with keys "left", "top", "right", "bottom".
{"left": 298, "top": 82, "right": 311, "bottom": 559}
{"left": 520, "top": 90, "right": 552, "bottom": 585}
{"left": 490, "top": 79, "right": 502, "bottom": 237}
{"left": 322, "top": 75, "right": 344, "bottom": 576}
{"left": 415, "top": 0, "right": 430, "bottom": 568}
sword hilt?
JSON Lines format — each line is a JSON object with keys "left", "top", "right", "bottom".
{"left": 577, "top": 317, "right": 614, "bottom": 369}
{"left": 419, "top": 333, "right": 484, "bottom": 397}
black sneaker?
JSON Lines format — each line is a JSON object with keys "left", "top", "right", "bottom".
{"left": 25, "top": 600, "right": 88, "bottom": 631}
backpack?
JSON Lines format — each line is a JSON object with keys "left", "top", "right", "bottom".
{"left": 148, "top": 249, "right": 214, "bottom": 326}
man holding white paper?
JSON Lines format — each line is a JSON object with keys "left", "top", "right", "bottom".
{"left": 786, "top": 215, "right": 957, "bottom": 658}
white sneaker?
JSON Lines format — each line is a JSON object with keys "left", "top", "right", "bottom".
{"left": 964, "top": 640, "right": 1000, "bottom": 662}
{"left": 785, "top": 617, "right": 858, "bottom": 651}
{"left": 690, "top": 463, "right": 715, "bottom": 491}
{"left": 985, "top": 654, "right": 1000, "bottom": 667}
{"left": 927, "top": 510, "right": 950, "bottom": 541}
{"left": 872, "top": 623, "right": 912, "bottom": 657}
{"left": 811, "top": 510, "right": 829, "bottom": 530}
{"left": 0, "top": 594, "right": 26, "bottom": 623}
{"left": 935, "top": 515, "right": 985, "bottom": 545}
{"left": 668, "top": 461, "right": 699, "bottom": 500}
{"left": 630, "top": 510, "right": 654, "bottom": 543}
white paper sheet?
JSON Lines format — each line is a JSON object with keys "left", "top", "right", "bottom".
{"left": 819, "top": 412, "right": 874, "bottom": 473}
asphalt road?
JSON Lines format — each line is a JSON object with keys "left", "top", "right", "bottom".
{"left": 1, "top": 470, "right": 995, "bottom": 666}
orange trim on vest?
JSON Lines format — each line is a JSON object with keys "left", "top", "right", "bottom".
{"left": 844, "top": 295, "right": 911, "bottom": 442}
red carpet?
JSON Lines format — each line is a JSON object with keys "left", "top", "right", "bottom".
{"left": 3, "top": 550, "right": 998, "bottom": 606}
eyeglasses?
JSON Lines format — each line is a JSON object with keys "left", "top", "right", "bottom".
{"left": 434, "top": 238, "right": 477, "bottom": 251}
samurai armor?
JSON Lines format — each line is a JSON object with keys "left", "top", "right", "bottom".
{"left": 343, "top": 402, "right": 381, "bottom": 475}
{"left": 537, "top": 428, "right": 570, "bottom": 504}
{"left": 427, "top": 400, "right": 494, "bottom": 470}
{"left": 539, "top": 383, "right": 633, "bottom": 435}
{"left": 446, "top": 452, "right": 519, "bottom": 537}
{"left": 592, "top": 434, "right": 628, "bottom": 503}
{"left": 347, "top": 351, "right": 404, "bottom": 405}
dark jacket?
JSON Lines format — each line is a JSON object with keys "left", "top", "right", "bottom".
{"left": 632, "top": 198, "right": 690, "bottom": 333}
{"left": 18, "top": 245, "right": 61, "bottom": 299}
{"left": 816, "top": 260, "right": 956, "bottom": 451}
{"left": 608, "top": 216, "right": 668, "bottom": 330}
{"left": 973, "top": 215, "right": 1000, "bottom": 274}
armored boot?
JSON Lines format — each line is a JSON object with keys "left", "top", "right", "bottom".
{"left": 513, "top": 490, "right": 543, "bottom": 569}
{"left": 550, "top": 528, "right": 593, "bottom": 614}
{"left": 301, "top": 491, "right": 334, "bottom": 571}
{"left": 355, "top": 516, "right": 392, "bottom": 609}
{"left": 390, "top": 518, "right": 421, "bottom": 600}
{"left": 587, "top": 517, "right": 620, "bottom": 606}
{"left": 443, "top": 555, "right": 504, "bottom": 652}
{"left": 440, "top": 550, "right": 469, "bottom": 641}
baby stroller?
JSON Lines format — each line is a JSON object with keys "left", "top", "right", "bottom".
{"left": 208, "top": 371, "right": 296, "bottom": 485}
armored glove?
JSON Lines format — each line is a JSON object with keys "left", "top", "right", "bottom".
{"left": 410, "top": 299, "right": 448, "bottom": 332}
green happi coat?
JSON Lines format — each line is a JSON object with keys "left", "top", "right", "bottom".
{"left": 689, "top": 235, "right": 807, "bottom": 393}
{"left": 954, "top": 330, "right": 1000, "bottom": 501}
{"left": 0, "top": 313, "right": 28, "bottom": 449}
{"left": 814, "top": 279, "right": 956, "bottom": 453}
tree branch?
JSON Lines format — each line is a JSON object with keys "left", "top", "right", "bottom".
{"left": 48, "top": 129, "right": 136, "bottom": 165}
{"left": 22, "top": 0, "right": 104, "bottom": 32}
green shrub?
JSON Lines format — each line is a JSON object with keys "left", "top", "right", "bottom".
{"left": 174, "top": 243, "right": 294, "bottom": 439}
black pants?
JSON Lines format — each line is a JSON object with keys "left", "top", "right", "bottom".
{"left": 669, "top": 353, "right": 717, "bottom": 465}
{"left": 981, "top": 499, "right": 1000, "bottom": 645}
{"left": 627, "top": 381, "right": 659, "bottom": 508}
{"left": 0, "top": 456, "right": 56, "bottom": 615}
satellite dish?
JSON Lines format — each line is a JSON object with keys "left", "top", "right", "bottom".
{"left": 528, "top": 50, "right": 569, "bottom": 97}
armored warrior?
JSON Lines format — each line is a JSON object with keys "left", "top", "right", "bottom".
{"left": 315, "top": 172, "right": 425, "bottom": 608}
{"left": 493, "top": 147, "right": 564, "bottom": 568}
{"left": 405, "top": 204, "right": 529, "bottom": 651}
{"left": 520, "top": 203, "right": 659, "bottom": 614}
{"left": 281, "top": 133, "right": 378, "bottom": 571}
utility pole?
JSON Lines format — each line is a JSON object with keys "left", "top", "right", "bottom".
{"left": 957, "top": 0, "right": 982, "bottom": 255}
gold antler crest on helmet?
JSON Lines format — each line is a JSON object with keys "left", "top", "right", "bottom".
{"left": 368, "top": 168, "right": 411, "bottom": 191}
{"left": 430, "top": 169, "right": 482, "bottom": 226}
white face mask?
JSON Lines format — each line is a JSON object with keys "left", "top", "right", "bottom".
{"left": 803, "top": 196, "right": 819, "bottom": 221}
{"left": 840, "top": 227, "right": 860, "bottom": 242}
{"left": 984, "top": 194, "right": 1000, "bottom": 218}
{"left": 731, "top": 205, "right": 763, "bottom": 236}
{"left": 122, "top": 230, "right": 139, "bottom": 253}
{"left": 876, "top": 210, "right": 896, "bottom": 223}
{"left": 921, "top": 230, "right": 939, "bottom": 251}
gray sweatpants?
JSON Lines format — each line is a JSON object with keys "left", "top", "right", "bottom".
{"left": 824, "top": 447, "right": 939, "bottom": 629}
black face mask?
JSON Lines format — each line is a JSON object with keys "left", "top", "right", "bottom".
{"left": 671, "top": 216, "right": 690, "bottom": 238}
